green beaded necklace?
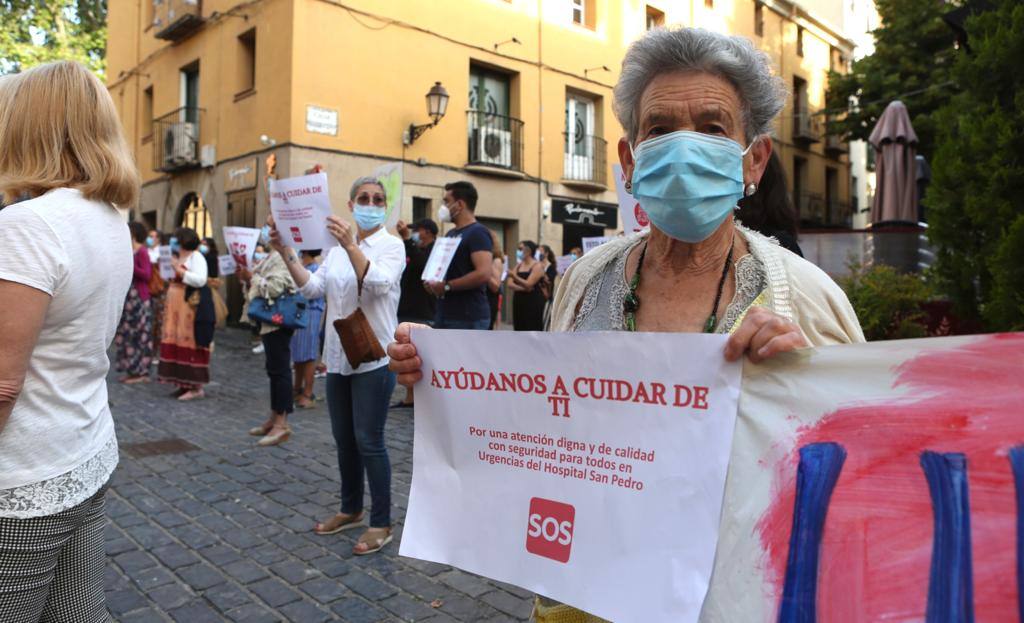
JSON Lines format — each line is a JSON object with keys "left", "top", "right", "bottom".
{"left": 623, "top": 236, "right": 735, "bottom": 333}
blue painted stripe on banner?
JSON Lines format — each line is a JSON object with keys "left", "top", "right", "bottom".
{"left": 1010, "top": 446, "right": 1024, "bottom": 623}
{"left": 778, "top": 442, "right": 847, "bottom": 623}
{"left": 921, "top": 451, "right": 975, "bottom": 623}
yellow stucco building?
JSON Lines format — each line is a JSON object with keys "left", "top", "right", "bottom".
{"left": 106, "top": 0, "right": 854, "bottom": 258}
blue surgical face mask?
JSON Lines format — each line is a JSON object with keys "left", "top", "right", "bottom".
{"left": 199, "top": 244, "right": 209, "bottom": 255}
{"left": 259, "top": 225, "right": 271, "bottom": 245}
{"left": 145, "top": 236, "right": 155, "bottom": 247}
{"left": 253, "top": 251, "right": 267, "bottom": 262}
{"left": 516, "top": 249, "right": 524, "bottom": 262}
{"left": 570, "top": 253, "right": 578, "bottom": 262}
{"left": 169, "top": 237, "right": 180, "bottom": 253}
{"left": 630, "top": 131, "right": 752, "bottom": 243}
{"left": 353, "top": 206, "right": 386, "bottom": 231}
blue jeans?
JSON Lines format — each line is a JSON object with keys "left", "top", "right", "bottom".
{"left": 325, "top": 366, "right": 396, "bottom": 527}
{"left": 434, "top": 317, "right": 490, "bottom": 330}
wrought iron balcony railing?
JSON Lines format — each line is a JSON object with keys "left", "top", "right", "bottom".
{"left": 562, "top": 133, "right": 608, "bottom": 186}
{"left": 153, "top": 0, "right": 205, "bottom": 41}
{"left": 466, "top": 110, "right": 525, "bottom": 173}
{"left": 793, "top": 110, "right": 824, "bottom": 143}
{"left": 152, "top": 107, "right": 204, "bottom": 173}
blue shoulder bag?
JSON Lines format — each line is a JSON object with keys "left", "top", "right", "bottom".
{"left": 247, "top": 291, "right": 309, "bottom": 330}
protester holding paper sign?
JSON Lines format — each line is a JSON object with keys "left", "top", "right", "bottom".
{"left": 240, "top": 228, "right": 298, "bottom": 447}
{"left": 271, "top": 175, "right": 404, "bottom": 556}
{"left": 428, "top": 181, "right": 493, "bottom": 330}
{"left": 388, "top": 27, "right": 864, "bottom": 620}
{"left": 157, "top": 227, "right": 214, "bottom": 402}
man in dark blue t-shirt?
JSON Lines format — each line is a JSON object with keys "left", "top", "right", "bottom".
{"left": 424, "top": 181, "right": 493, "bottom": 329}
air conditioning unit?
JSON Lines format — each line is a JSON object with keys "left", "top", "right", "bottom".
{"left": 163, "top": 122, "right": 196, "bottom": 167}
{"left": 475, "top": 127, "right": 512, "bottom": 168}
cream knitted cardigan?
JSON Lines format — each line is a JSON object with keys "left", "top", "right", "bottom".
{"left": 550, "top": 225, "right": 865, "bottom": 347}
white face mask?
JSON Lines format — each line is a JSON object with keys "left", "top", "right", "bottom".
{"left": 437, "top": 204, "right": 452, "bottom": 224}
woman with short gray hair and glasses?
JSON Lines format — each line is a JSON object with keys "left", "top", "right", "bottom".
{"left": 388, "top": 27, "right": 864, "bottom": 620}
{"left": 270, "top": 175, "right": 405, "bottom": 556}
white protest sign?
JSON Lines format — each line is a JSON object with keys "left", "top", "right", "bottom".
{"left": 268, "top": 173, "right": 337, "bottom": 251}
{"left": 223, "top": 226, "right": 261, "bottom": 270}
{"left": 217, "top": 254, "right": 237, "bottom": 276}
{"left": 157, "top": 246, "right": 175, "bottom": 280}
{"left": 555, "top": 254, "right": 575, "bottom": 275}
{"left": 421, "top": 237, "right": 461, "bottom": 282}
{"left": 581, "top": 236, "right": 612, "bottom": 254}
{"left": 401, "top": 330, "right": 742, "bottom": 623}
{"left": 372, "top": 162, "right": 403, "bottom": 230}
{"left": 613, "top": 163, "right": 650, "bottom": 234}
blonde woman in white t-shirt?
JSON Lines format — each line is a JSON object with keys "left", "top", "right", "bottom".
{"left": 0, "top": 61, "right": 139, "bottom": 621}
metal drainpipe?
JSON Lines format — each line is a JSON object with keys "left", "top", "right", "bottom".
{"left": 536, "top": 0, "right": 544, "bottom": 244}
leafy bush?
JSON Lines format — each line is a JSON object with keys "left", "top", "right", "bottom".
{"left": 839, "top": 263, "right": 934, "bottom": 341}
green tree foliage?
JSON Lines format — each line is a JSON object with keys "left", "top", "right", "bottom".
{"left": 839, "top": 262, "right": 933, "bottom": 341}
{"left": 825, "top": 0, "right": 959, "bottom": 159}
{"left": 0, "top": 0, "right": 107, "bottom": 77}
{"left": 926, "top": 0, "right": 1024, "bottom": 330}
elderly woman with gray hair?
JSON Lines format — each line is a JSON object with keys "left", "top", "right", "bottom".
{"left": 388, "top": 26, "right": 863, "bottom": 619}
{"left": 270, "top": 175, "right": 405, "bottom": 555}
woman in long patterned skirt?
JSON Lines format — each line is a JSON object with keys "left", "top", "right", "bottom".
{"left": 115, "top": 221, "right": 154, "bottom": 383}
{"left": 158, "top": 227, "right": 212, "bottom": 401}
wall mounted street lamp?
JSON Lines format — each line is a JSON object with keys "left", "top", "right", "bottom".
{"left": 403, "top": 81, "right": 449, "bottom": 146}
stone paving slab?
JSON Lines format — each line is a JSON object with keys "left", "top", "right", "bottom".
{"left": 104, "top": 327, "right": 532, "bottom": 622}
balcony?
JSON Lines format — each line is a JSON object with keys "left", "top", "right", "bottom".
{"left": 797, "top": 192, "right": 853, "bottom": 229}
{"left": 793, "top": 110, "right": 823, "bottom": 143}
{"left": 152, "top": 107, "right": 205, "bottom": 173}
{"left": 562, "top": 133, "right": 608, "bottom": 189}
{"left": 466, "top": 110, "right": 525, "bottom": 176}
{"left": 153, "top": 0, "right": 205, "bottom": 42}
{"left": 825, "top": 134, "right": 849, "bottom": 156}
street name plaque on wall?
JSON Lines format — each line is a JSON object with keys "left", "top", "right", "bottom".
{"left": 306, "top": 105, "right": 339, "bottom": 136}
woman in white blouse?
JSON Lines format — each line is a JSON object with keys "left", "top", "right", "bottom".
{"left": 0, "top": 61, "right": 139, "bottom": 620}
{"left": 156, "top": 226, "right": 214, "bottom": 401}
{"left": 271, "top": 175, "right": 405, "bottom": 556}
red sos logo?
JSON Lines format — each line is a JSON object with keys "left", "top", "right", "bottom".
{"left": 290, "top": 227, "right": 303, "bottom": 243}
{"left": 634, "top": 203, "right": 650, "bottom": 228}
{"left": 526, "top": 497, "right": 574, "bottom": 563}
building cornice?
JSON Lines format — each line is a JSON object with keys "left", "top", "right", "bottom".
{"left": 761, "top": 0, "right": 857, "bottom": 53}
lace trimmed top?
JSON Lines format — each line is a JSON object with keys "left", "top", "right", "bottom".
{"left": 573, "top": 237, "right": 768, "bottom": 333}
{"left": 0, "top": 430, "right": 118, "bottom": 518}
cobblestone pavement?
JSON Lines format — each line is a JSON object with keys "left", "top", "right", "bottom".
{"left": 104, "top": 327, "right": 533, "bottom": 622}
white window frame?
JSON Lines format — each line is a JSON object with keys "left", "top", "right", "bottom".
{"left": 564, "top": 94, "right": 596, "bottom": 180}
{"left": 570, "top": 0, "right": 585, "bottom": 25}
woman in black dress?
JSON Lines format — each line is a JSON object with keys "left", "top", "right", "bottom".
{"left": 506, "top": 240, "right": 546, "bottom": 331}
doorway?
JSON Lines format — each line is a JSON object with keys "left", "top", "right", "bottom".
{"left": 562, "top": 222, "right": 604, "bottom": 255}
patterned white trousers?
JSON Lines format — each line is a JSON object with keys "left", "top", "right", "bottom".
{"left": 0, "top": 487, "right": 111, "bottom": 623}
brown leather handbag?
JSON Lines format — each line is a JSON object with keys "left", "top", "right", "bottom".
{"left": 334, "top": 261, "right": 386, "bottom": 369}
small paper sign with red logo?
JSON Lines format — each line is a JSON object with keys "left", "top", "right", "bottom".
{"left": 222, "top": 226, "right": 261, "bottom": 270}
{"left": 268, "top": 172, "right": 338, "bottom": 251}
{"left": 400, "top": 330, "right": 742, "bottom": 622}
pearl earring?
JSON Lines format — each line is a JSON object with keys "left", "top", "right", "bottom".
{"left": 744, "top": 183, "right": 757, "bottom": 197}
{"left": 624, "top": 180, "right": 632, "bottom": 192}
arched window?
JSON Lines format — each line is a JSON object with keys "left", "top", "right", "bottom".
{"left": 176, "top": 192, "right": 212, "bottom": 239}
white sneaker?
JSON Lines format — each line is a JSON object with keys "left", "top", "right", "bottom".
{"left": 252, "top": 343, "right": 265, "bottom": 354}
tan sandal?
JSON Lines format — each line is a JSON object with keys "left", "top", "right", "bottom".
{"left": 257, "top": 425, "right": 291, "bottom": 446}
{"left": 353, "top": 527, "right": 392, "bottom": 555}
{"left": 313, "top": 512, "right": 364, "bottom": 535}
{"left": 248, "top": 421, "right": 273, "bottom": 436}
